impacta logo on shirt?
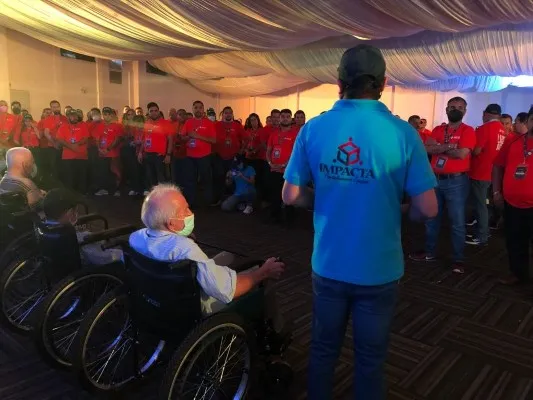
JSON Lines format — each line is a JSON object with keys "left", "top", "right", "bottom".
{"left": 319, "top": 137, "right": 375, "bottom": 183}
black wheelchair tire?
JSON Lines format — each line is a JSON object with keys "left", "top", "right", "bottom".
{"left": 0, "top": 249, "right": 43, "bottom": 333}
{"left": 0, "top": 231, "right": 35, "bottom": 275}
{"left": 34, "top": 264, "right": 125, "bottom": 370}
{"left": 73, "top": 288, "right": 166, "bottom": 393}
{"left": 159, "top": 312, "right": 257, "bottom": 400}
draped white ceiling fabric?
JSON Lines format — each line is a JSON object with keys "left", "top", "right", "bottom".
{"left": 1, "top": 0, "right": 533, "bottom": 95}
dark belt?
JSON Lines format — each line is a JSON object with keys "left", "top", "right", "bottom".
{"left": 436, "top": 172, "right": 465, "bottom": 180}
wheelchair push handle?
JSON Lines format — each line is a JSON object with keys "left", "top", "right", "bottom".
{"left": 101, "top": 238, "right": 129, "bottom": 251}
{"left": 76, "top": 213, "right": 109, "bottom": 230}
{"left": 81, "top": 224, "right": 139, "bottom": 246}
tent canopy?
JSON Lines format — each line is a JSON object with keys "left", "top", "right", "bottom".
{"left": 1, "top": 0, "right": 532, "bottom": 95}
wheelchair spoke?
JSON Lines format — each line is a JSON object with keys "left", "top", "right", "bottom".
{"left": 6, "top": 289, "right": 46, "bottom": 324}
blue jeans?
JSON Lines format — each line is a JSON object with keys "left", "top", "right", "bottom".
{"left": 470, "top": 179, "right": 491, "bottom": 242}
{"left": 425, "top": 173, "right": 469, "bottom": 262}
{"left": 308, "top": 273, "right": 398, "bottom": 400}
{"left": 221, "top": 191, "right": 256, "bottom": 211}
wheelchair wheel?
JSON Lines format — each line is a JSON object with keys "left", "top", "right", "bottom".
{"left": 74, "top": 290, "right": 167, "bottom": 393}
{"left": 0, "top": 231, "right": 36, "bottom": 274}
{"left": 0, "top": 251, "right": 47, "bottom": 332}
{"left": 34, "top": 264, "right": 124, "bottom": 369}
{"left": 160, "top": 313, "right": 255, "bottom": 400}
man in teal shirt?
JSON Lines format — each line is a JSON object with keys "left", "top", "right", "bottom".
{"left": 283, "top": 45, "right": 438, "bottom": 400}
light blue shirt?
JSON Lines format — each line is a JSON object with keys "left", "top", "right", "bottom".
{"left": 284, "top": 99, "right": 436, "bottom": 286}
{"left": 233, "top": 165, "right": 256, "bottom": 196}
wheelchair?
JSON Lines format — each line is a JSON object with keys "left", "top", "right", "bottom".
{"left": 72, "top": 247, "right": 293, "bottom": 398}
{"left": 0, "top": 192, "right": 35, "bottom": 259}
{"left": 0, "top": 212, "right": 135, "bottom": 336}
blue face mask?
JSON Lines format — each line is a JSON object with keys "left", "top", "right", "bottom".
{"left": 175, "top": 214, "right": 195, "bottom": 237}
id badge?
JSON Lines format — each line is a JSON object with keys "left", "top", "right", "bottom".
{"left": 145, "top": 138, "right": 152, "bottom": 148}
{"left": 100, "top": 139, "right": 107, "bottom": 148}
{"left": 514, "top": 164, "right": 528, "bottom": 180}
{"left": 189, "top": 138, "right": 196, "bottom": 148}
{"left": 435, "top": 157, "right": 447, "bottom": 169}
{"left": 70, "top": 138, "right": 76, "bottom": 144}
{"left": 225, "top": 138, "right": 231, "bottom": 147}
{"left": 273, "top": 148, "right": 281, "bottom": 159}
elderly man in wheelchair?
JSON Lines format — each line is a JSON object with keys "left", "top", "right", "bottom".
{"left": 72, "top": 183, "right": 293, "bottom": 399}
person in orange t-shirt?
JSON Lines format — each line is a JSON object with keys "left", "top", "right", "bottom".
{"left": 257, "top": 109, "right": 281, "bottom": 203}
{"left": 213, "top": 106, "right": 244, "bottom": 205}
{"left": 492, "top": 109, "right": 533, "bottom": 285}
{"left": 467, "top": 104, "right": 506, "bottom": 245}
{"left": 121, "top": 113, "right": 145, "bottom": 196}
{"left": 14, "top": 114, "right": 40, "bottom": 151}
{"left": 180, "top": 100, "right": 216, "bottom": 207}
{"left": 409, "top": 97, "right": 476, "bottom": 274}
{"left": 41, "top": 100, "right": 68, "bottom": 179}
{"left": 419, "top": 118, "right": 432, "bottom": 142}
{"left": 138, "top": 102, "right": 173, "bottom": 192}
{"left": 55, "top": 109, "right": 90, "bottom": 194}
{"left": 266, "top": 109, "right": 298, "bottom": 222}
{"left": 170, "top": 108, "right": 187, "bottom": 188}
{"left": 92, "top": 107, "right": 125, "bottom": 196}
{"left": 0, "top": 99, "right": 22, "bottom": 173}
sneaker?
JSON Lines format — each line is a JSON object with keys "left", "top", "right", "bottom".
{"left": 94, "top": 189, "right": 108, "bottom": 196}
{"left": 243, "top": 205, "right": 253, "bottom": 215}
{"left": 113, "top": 191, "right": 121, "bottom": 197}
{"left": 466, "top": 219, "right": 477, "bottom": 227}
{"left": 143, "top": 190, "right": 150, "bottom": 196}
{"left": 128, "top": 190, "right": 138, "bottom": 196}
{"left": 465, "top": 237, "right": 487, "bottom": 246}
{"left": 409, "top": 252, "right": 436, "bottom": 262}
{"left": 466, "top": 233, "right": 491, "bottom": 240}
{"left": 451, "top": 262, "right": 465, "bottom": 274}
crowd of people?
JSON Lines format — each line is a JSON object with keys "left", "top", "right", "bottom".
{"left": 0, "top": 99, "right": 306, "bottom": 222}
{"left": 0, "top": 42, "right": 532, "bottom": 400}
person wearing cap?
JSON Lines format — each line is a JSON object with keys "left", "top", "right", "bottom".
{"left": 92, "top": 107, "right": 125, "bottom": 196}
{"left": 282, "top": 44, "right": 437, "bottom": 399}
{"left": 213, "top": 106, "right": 245, "bottom": 206}
{"left": 180, "top": 100, "right": 216, "bottom": 207}
{"left": 55, "top": 108, "right": 91, "bottom": 194}
{"left": 466, "top": 104, "right": 506, "bottom": 246}
{"left": 206, "top": 107, "right": 217, "bottom": 122}
{"left": 14, "top": 113, "right": 40, "bottom": 152}
{"left": 221, "top": 154, "right": 255, "bottom": 214}
{"left": 409, "top": 97, "right": 476, "bottom": 274}
{"left": 492, "top": 107, "right": 533, "bottom": 286}
{"left": 137, "top": 102, "right": 173, "bottom": 194}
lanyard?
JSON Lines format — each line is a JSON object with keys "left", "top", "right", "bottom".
{"left": 523, "top": 135, "right": 533, "bottom": 161}
{"left": 443, "top": 125, "right": 451, "bottom": 144}
{"left": 68, "top": 123, "right": 77, "bottom": 138}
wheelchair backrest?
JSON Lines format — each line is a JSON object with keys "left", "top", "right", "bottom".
{"left": 0, "top": 192, "right": 34, "bottom": 244}
{"left": 35, "top": 222, "right": 82, "bottom": 284}
{"left": 123, "top": 249, "right": 203, "bottom": 339}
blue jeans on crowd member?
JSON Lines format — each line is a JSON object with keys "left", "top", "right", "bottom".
{"left": 469, "top": 179, "right": 491, "bottom": 243}
{"left": 425, "top": 173, "right": 470, "bottom": 262}
{"left": 308, "top": 273, "right": 398, "bottom": 400}
{"left": 182, "top": 155, "right": 213, "bottom": 207}
{"left": 221, "top": 190, "right": 256, "bottom": 211}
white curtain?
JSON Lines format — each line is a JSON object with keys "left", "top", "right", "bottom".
{"left": 2, "top": 1, "right": 533, "bottom": 95}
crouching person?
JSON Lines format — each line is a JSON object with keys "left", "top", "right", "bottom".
{"left": 221, "top": 154, "right": 256, "bottom": 214}
{"left": 42, "top": 188, "right": 123, "bottom": 265}
{"left": 129, "top": 183, "right": 287, "bottom": 336}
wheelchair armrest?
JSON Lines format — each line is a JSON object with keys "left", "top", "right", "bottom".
{"left": 76, "top": 213, "right": 109, "bottom": 230}
{"left": 80, "top": 224, "right": 138, "bottom": 246}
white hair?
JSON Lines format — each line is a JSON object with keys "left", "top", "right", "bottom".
{"left": 141, "top": 183, "right": 182, "bottom": 230}
{"left": 6, "top": 147, "right": 32, "bottom": 169}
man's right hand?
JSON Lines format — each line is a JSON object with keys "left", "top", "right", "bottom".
{"left": 259, "top": 257, "right": 285, "bottom": 280}
{"left": 493, "top": 192, "right": 504, "bottom": 209}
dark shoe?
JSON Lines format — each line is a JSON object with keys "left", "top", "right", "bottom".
{"left": 451, "top": 262, "right": 465, "bottom": 274}
{"left": 466, "top": 218, "right": 478, "bottom": 227}
{"left": 465, "top": 237, "right": 488, "bottom": 246}
{"left": 409, "top": 252, "right": 436, "bottom": 262}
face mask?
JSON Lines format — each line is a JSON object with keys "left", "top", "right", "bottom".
{"left": 0, "top": 106, "right": 7, "bottom": 113}
{"left": 53, "top": 110, "right": 60, "bottom": 115}
{"left": 12, "top": 107, "right": 21, "bottom": 115}
{"left": 447, "top": 110, "right": 463, "bottom": 123}
{"left": 174, "top": 214, "right": 195, "bottom": 237}
{"left": 208, "top": 116, "right": 216, "bottom": 122}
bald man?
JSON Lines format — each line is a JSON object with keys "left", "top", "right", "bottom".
{"left": 0, "top": 147, "right": 44, "bottom": 209}
{"left": 129, "top": 183, "right": 287, "bottom": 332}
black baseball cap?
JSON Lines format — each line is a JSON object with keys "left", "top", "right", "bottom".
{"left": 43, "top": 188, "right": 79, "bottom": 220}
{"left": 102, "top": 107, "right": 113, "bottom": 114}
{"left": 338, "top": 44, "right": 386, "bottom": 85}
{"left": 66, "top": 108, "right": 78, "bottom": 116}
{"left": 206, "top": 108, "right": 216, "bottom": 116}
{"left": 484, "top": 104, "right": 502, "bottom": 115}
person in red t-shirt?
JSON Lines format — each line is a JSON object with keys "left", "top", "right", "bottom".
{"left": 212, "top": 106, "right": 244, "bottom": 205}
{"left": 55, "top": 109, "right": 90, "bottom": 194}
{"left": 242, "top": 113, "right": 266, "bottom": 198}
{"left": 181, "top": 100, "right": 216, "bottom": 207}
{"left": 492, "top": 108, "right": 533, "bottom": 285}
{"left": 257, "top": 109, "right": 281, "bottom": 204}
{"left": 467, "top": 104, "right": 506, "bottom": 245}
{"left": 0, "top": 99, "right": 22, "bottom": 173}
{"left": 294, "top": 110, "right": 306, "bottom": 129}
{"left": 138, "top": 102, "right": 173, "bottom": 193}
{"left": 170, "top": 108, "right": 188, "bottom": 188}
{"left": 92, "top": 107, "right": 125, "bottom": 196}
{"left": 14, "top": 113, "right": 40, "bottom": 152}
{"left": 501, "top": 113, "right": 513, "bottom": 137}
{"left": 41, "top": 100, "right": 68, "bottom": 180}
{"left": 121, "top": 113, "right": 145, "bottom": 196}
{"left": 266, "top": 109, "right": 298, "bottom": 223}
{"left": 409, "top": 97, "right": 476, "bottom": 274}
